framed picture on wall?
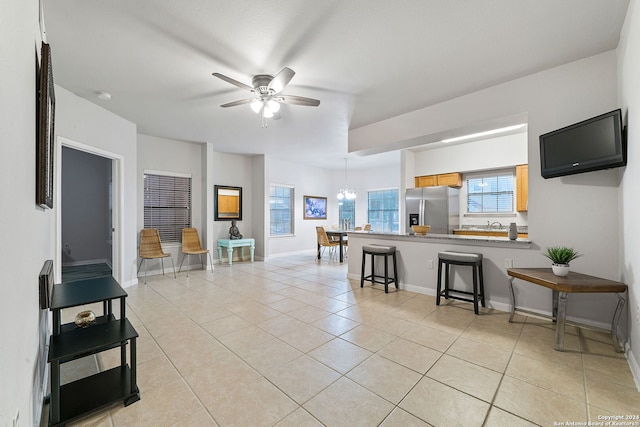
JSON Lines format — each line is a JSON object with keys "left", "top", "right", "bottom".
{"left": 36, "top": 42, "right": 55, "bottom": 209}
{"left": 303, "top": 195, "right": 327, "bottom": 220}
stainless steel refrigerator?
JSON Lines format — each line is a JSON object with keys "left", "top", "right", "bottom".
{"left": 406, "top": 186, "right": 460, "bottom": 234}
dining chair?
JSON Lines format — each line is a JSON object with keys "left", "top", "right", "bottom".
{"left": 138, "top": 228, "right": 176, "bottom": 284}
{"left": 316, "top": 226, "right": 339, "bottom": 260}
{"left": 178, "top": 228, "right": 213, "bottom": 277}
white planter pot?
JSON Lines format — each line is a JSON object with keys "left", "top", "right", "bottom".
{"left": 552, "top": 263, "right": 570, "bottom": 277}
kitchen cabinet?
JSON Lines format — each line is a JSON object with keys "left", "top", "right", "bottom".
{"left": 516, "top": 164, "right": 528, "bottom": 212}
{"left": 48, "top": 277, "right": 140, "bottom": 426}
{"left": 415, "top": 175, "right": 437, "bottom": 187}
{"left": 453, "top": 229, "right": 528, "bottom": 238}
{"left": 415, "top": 172, "right": 462, "bottom": 188}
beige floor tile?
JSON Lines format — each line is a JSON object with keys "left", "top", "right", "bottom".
{"left": 484, "top": 407, "right": 537, "bottom": 426}
{"left": 311, "top": 313, "right": 360, "bottom": 335}
{"left": 460, "top": 323, "right": 519, "bottom": 351}
{"left": 169, "top": 409, "right": 218, "bottom": 427}
{"left": 263, "top": 354, "right": 341, "bottom": 404}
{"left": 585, "top": 377, "right": 640, "bottom": 414}
{"left": 427, "top": 354, "right": 502, "bottom": 402}
{"left": 274, "top": 408, "right": 323, "bottom": 426}
{"left": 257, "top": 314, "right": 307, "bottom": 337}
{"left": 420, "top": 310, "right": 474, "bottom": 335}
{"left": 268, "top": 297, "right": 309, "bottom": 313}
{"left": 505, "top": 353, "right": 585, "bottom": 400}
{"left": 152, "top": 323, "right": 215, "bottom": 354}
{"left": 493, "top": 375, "right": 587, "bottom": 425}
{"left": 361, "top": 312, "right": 416, "bottom": 336}
{"left": 377, "top": 337, "right": 443, "bottom": 374}
{"left": 286, "top": 305, "right": 332, "bottom": 323}
{"left": 308, "top": 337, "right": 372, "bottom": 374}
{"left": 66, "top": 407, "right": 115, "bottom": 427}
{"left": 445, "top": 337, "right": 511, "bottom": 373}
{"left": 109, "top": 379, "right": 203, "bottom": 427}
{"left": 200, "top": 313, "right": 252, "bottom": 337}
{"left": 304, "top": 377, "right": 395, "bottom": 426}
{"left": 399, "top": 377, "right": 490, "bottom": 427}
{"left": 278, "top": 323, "right": 335, "bottom": 352}
{"left": 379, "top": 407, "right": 432, "bottom": 426}
{"left": 513, "top": 332, "right": 583, "bottom": 369}
{"left": 216, "top": 324, "right": 275, "bottom": 353}
{"left": 135, "top": 355, "right": 182, "bottom": 391}
{"left": 208, "top": 377, "right": 298, "bottom": 427}
{"left": 347, "top": 354, "right": 423, "bottom": 404}
{"left": 583, "top": 353, "right": 636, "bottom": 388}
{"left": 341, "top": 324, "right": 397, "bottom": 352}
{"left": 401, "top": 324, "right": 459, "bottom": 352}
{"left": 240, "top": 337, "right": 304, "bottom": 373}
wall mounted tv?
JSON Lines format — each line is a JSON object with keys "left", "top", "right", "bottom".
{"left": 539, "top": 109, "right": 626, "bottom": 179}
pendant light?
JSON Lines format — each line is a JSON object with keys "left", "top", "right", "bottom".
{"left": 337, "top": 158, "right": 356, "bottom": 201}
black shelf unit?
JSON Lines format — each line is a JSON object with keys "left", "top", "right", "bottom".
{"left": 48, "top": 277, "right": 140, "bottom": 426}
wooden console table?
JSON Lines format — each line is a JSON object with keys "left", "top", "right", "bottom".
{"left": 217, "top": 238, "right": 255, "bottom": 265}
{"left": 506, "top": 268, "right": 627, "bottom": 352}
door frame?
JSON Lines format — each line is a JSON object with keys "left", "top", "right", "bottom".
{"left": 55, "top": 136, "right": 124, "bottom": 283}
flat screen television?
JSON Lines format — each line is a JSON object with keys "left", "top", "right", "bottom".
{"left": 539, "top": 109, "right": 626, "bottom": 179}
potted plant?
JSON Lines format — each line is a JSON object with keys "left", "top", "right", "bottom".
{"left": 542, "top": 246, "right": 582, "bottom": 276}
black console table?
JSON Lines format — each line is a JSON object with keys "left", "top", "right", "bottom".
{"left": 48, "top": 277, "right": 140, "bottom": 426}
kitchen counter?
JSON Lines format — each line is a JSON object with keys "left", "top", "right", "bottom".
{"left": 349, "top": 230, "right": 531, "bottom": 249}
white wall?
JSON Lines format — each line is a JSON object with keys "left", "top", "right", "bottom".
{"left": 55, "top": 86, "right": 138, "bottom": 286}
{"left": 137, "top": 134, "right": 205, "bottom": 270}
{"left": 618, "top": 0, "right": 640, "bottom": 383}
{"left": 351, "top": 52, "right": 622, "bottom": 332}
{"left": 0, "top": 1, "right": 52, "bottom": 425}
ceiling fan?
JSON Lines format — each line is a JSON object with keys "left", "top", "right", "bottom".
{"left": 212, "top": 67, "right": 320, "bottom": 127}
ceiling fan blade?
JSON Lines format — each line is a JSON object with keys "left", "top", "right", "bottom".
{"left": 212, "top": 73, "right": 254, "bottom": 92}
{"left": 220, "top": 98, "right": 255, "bottom": 107}
{"left": 279, "top": 94, "right": 320, "bottom": 107}
{"left": 268, "top": 67, "right": 295, "bottom": 94}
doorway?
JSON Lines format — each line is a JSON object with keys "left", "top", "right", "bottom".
{"left": 55, "top": 137, "right": 123, "bottom": 284}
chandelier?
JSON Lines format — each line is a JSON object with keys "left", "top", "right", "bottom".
{"left": 337, "top": 158, "right": 356, "bottom": 201}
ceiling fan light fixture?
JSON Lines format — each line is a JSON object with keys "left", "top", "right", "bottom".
{"left": 267, "top": 99, "right": 280, "bottom": 113}
{"left": 262, "top": 107, "right": 274, "bottom": 118}
{"left": 250, "top": 99, "right": 262, "bottom": 113}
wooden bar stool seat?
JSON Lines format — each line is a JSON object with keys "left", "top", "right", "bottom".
{"left": 361, "top": 245, "right": 398, "bottom": 293}
{"left": 437, "top": 251, "right": 485, "bottom": 314}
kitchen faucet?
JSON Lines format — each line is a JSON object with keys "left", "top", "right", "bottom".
{"left": 489, "top": 221, "right": 502, "bottom": 229}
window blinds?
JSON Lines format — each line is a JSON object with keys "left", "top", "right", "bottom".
{"left": 143, "top": 174, "right": 191, "bottom": 243}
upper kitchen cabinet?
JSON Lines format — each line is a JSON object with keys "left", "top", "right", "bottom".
{"left": 415, "top": 172, "right": 462, "bottom": 188}
{"left": 516, "top": 164, "right": 528, "bottom": 212}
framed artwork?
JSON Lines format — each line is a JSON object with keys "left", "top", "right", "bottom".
{"left": 303, "top": 195, "right": 327, "bottom": 220}
{"left": 36, "top": 42, "right": 55, "bottom": 209}
{"left": 214, "top": 185, "right": 242, "bottom": 220}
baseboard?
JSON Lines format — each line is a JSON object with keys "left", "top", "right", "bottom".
{"left": 62, "top": 258, "right": 112, "bottom": 268}
{"left": 626, "top": 344, "right": 640, "bottom": 391}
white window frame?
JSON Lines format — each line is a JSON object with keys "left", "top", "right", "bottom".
{"left": 269, "top": 184, "right": 295, "bottom": 237}
{"left": 367, "top": 187, "right": 400, "bottom": 233}
{"left": 464, "top": 168, "right": 515, "bottom": 215}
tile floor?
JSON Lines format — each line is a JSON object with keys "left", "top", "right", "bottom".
{"left": 52, "top": 254, "right": 640, "bottom": 427}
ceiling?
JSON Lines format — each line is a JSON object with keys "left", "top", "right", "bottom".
{"left": 42, "top": 0, "right": 629, "bottom": 170}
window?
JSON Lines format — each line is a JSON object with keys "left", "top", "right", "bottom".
{"left": 338, "top": 198, "right": 355, "bottom": 229}
{"left": 270, "top": 185, "right": 294, "bottom": 236}
{"left": 466, "top": 171, "right": 514, "bottom": 213}
{"left": 143, "top": 172, "right": 191, "bottom": 243}
{"left": 367, "top": 189, "right": 399, "bottom": 233}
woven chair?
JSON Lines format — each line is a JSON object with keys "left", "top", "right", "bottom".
{"left": 316, "top": 226, "right": 339, "bottom": 260}
{"left": 363, "top": 224, "right": 372, "bottom": 231}
{"left": 138, "top": 228, "right": 176, "bottom": 284}
{"left": 178, "top": 228, "right": 213, "bottom": 277}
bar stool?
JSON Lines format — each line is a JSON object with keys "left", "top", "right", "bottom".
{"left": 361, "top": 245, "right": 398, "bottom": 293}
{"left": 437, "top": 251, "right": 485, "bottom": 314}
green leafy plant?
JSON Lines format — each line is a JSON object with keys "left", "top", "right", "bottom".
{"left": 542, "top": 246, "right": 582, "bottom": 265}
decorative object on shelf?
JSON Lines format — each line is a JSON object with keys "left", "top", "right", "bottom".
{"left": 74, "top": 310, "right": 96, "bottom": 328}
{"left": 36, "top": 42, "right": 55, "bottom": 209}
{"left": 508, "top": 222, "right": 518, "bottom": 240}
{"left": 412, "top": 225, "right": 431, "bottom": 236}
{"left": 337, "top": 158, "right": 356, "bottom": 201}
{"left": 303, "top": 195, "right": 327, "bottom": 220}
{"left": 212, "top": 67, "right": 320, "bottom": 128}
{"left": 229, "top": 220, "right": 243, "bottom": 239}
{"left": 542, "top": 246, "right": 582, "bottom": 277}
